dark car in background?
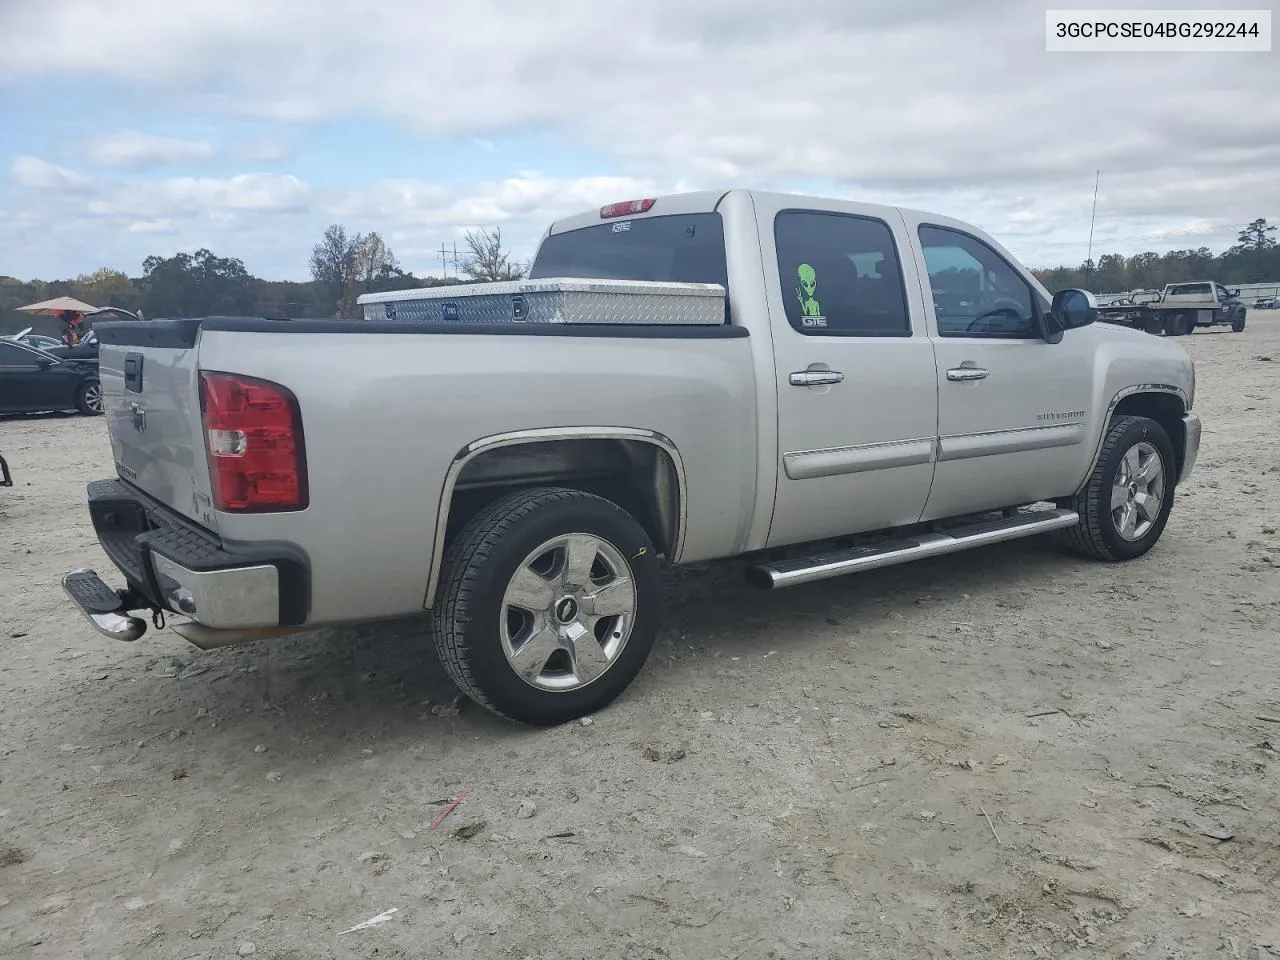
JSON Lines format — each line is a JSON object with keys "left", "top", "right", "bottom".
{"left": 4, "top": 328, "right": 64, "bottom": 352}
{"left": 0, "top": 339, "right": 103, "bottom": 415}
{"left": 41, "top": 329, "right": 100, "bottom": 360}
{"left": 4, "top": 325, "right": 100, "bottom": 359}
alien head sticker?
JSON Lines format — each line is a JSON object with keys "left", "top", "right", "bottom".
{"left": 796, "top": 264, "right": 826, "bottom": 327}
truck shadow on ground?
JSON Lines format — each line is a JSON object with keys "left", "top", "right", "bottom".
{"left": 60, "top": 535, "right": 1091, "bottom": 760}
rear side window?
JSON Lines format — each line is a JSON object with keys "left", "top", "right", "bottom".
{"left": 773, "top": 211, "right": 911, "bottom": 336}
{"left": 0, "top": 342, "right": 36, "bottom": 364}
{"left": 529, "top": 213, "right": 728, "bottom": 288}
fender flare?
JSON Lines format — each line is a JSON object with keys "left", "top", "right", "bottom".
{"left": 422, "top": 426, "right": 688, "bottom": 608}
{"left": 1073, "top": 384, "right": 1189, "bottom": 496}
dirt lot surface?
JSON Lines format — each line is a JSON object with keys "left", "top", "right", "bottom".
{"left": 2, "top": 318, "right": 1279, "bottom": 960}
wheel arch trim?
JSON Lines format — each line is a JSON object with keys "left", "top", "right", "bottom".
{"left": 1074, "top": 384, "right": 1188, "bottom": 496}
{"left": 422, "top": 426, "right": 688, "bottom": 608}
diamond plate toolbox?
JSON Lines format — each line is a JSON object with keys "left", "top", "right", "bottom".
{"left": 357, "top": 278, "right": 727, "bottom": 326}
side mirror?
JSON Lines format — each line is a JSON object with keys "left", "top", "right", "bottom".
{"left": 1051, "top": 288, "right": 1097, "bottom": 331}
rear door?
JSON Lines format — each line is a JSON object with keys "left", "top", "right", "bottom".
{"left": 97, "top": 320, "right": 222, "bottom": 531}
{"left": 752, "top": 197, "right": 940, "bottom": 548}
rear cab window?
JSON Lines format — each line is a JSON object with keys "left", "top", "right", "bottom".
{"left": 529, "top": 213, "right": 729, "bottom": 288}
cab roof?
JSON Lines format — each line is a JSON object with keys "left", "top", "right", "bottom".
{"left": 544, "top": 188, "right": 954, "bottom": 237}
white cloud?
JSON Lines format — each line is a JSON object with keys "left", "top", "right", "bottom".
{"left": 126, "top": 218, "right": 180, "bottom": 234}
{"left": 85, "top": 172, "right": 310, "bottom": 218}
{"left": 0, "top": 159, "right": 659, "bottom": 278}
{"left": 11, "top": 154, "right": 90, "bottom": 191}
{"left": 236, "top": 135, "right": 292, "bottom": 162}
{"left": 1, "top": 0, "right": 1277, "bottom": 277}
{"left": 88, "top": 132, "right": 216, "bottom": 168}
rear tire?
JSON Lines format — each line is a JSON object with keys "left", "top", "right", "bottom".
{"left": 1163, "top": 313, "right": 1191, "bottom": 336}
{"left": 430, "top": 486, "right": 664, "bottom": 725}
{"left": 1060, "top": 415, "right": 1176, "bottom": 561}
{"left": 75, "top": 379, "right": 104, "bottom": 416}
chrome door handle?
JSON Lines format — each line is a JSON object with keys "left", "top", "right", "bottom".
{"left": 946, "top": 366, "right": 990, "bottom": 381}
{"left": 789, "top": 369, "right": 845, "bottom": 386}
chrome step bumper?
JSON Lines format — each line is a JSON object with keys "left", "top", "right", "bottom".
{"left": 62, "top": 568, "right": 148, "bottom": 642}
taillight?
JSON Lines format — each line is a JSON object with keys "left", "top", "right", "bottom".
{"left": 600, "top": 198, "right": 655, "bottom": 218}
{"left": 199, "top": 371, "right": 307, "bottom": 512}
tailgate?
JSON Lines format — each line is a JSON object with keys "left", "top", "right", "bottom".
{"left": 96, "top": 319, "right": 221, "bottom": 533}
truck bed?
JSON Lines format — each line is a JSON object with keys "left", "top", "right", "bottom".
{"left": 92, "top": 315, "right": 758, "bottom": 624}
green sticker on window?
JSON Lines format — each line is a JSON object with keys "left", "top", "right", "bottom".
{"left": 796, "top": 264, "right": 826, "bottom": 326}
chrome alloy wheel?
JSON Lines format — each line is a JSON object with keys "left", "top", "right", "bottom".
{"left": 83, "top": 382, "right": 104, "bottom": 413}
{"left": 1111, "top": 441, "right": 1164, "bottom": 541}
{"left": 500, "top": 533, "right": 638, "bottom": 692}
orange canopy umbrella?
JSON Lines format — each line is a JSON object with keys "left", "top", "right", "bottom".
{"left": 15, "top": 296, "right": 99, "bottom": 316}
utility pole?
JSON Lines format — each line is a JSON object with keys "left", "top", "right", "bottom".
{"left": 438, "top": 242, "right": 462, "bottom": 279}
{"left": 1085, "top": 169, "right": 1100, "bottom": 283}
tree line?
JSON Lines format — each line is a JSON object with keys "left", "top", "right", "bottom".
{"left": 2, "top": 218, "right": 1275, "bottom": 336}
{"left": 1030, "top": 218, "right": 1278, "bottom": 294}
{"left": 0, "top": 225, "right": 526, "bottom": 335}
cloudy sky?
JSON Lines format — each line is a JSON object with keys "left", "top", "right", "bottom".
{"left": 1, "top": 0, "right": 1276, "bottom": 281}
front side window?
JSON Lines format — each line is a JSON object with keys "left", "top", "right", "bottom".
{"left": 774, "top": 211, "right": 911, "bottom": 337}
{"left": 918, "top": 225, "right": 1037, "bottom": 338}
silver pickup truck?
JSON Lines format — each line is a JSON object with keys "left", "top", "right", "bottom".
{"left": 63, "top": 189, "right": 1200, "bottom": 725}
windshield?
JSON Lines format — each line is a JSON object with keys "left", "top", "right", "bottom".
{"left": 529, "top": 212, "right": 728, "bottom": 287}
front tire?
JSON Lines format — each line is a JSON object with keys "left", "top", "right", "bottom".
{"left": 1060, "top": 415, "right": 1176, "bottom": 561}
{"left": 1231, "top": 308, "right": 1246, "bottom": 333}
{"left": 431, "top": 487, "right": 664, "bottom": 725}
{"left": 76, "top": 379, "right": 104, "bottom": 416}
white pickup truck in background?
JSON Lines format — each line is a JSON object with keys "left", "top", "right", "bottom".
{"left": 63, "top": 189, "right": 1200, "bottom": 725}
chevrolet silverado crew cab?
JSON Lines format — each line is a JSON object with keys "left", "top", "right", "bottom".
{"left": 63, "top": 190, "right": 1201, "bottom": 725}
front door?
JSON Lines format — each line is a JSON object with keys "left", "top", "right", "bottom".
{"left": 901, "top": 216, "right": 1095, "bottom": 521}
{"left": 755, "top": 199, "right": 940, "bottom": 548}
{"left": 1214, "top": 283, "right": 1234, "bottom": 323}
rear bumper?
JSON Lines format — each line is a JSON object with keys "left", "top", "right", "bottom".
{"left": 84, "top": 478, "right": 310, "bottom": 629}
{"left": 1180, "top": 413, "right": 1201, "bottom": 484}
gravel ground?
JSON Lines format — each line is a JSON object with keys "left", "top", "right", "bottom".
{"left": 2, "top": 316, "right": 1279, "bottom": 960}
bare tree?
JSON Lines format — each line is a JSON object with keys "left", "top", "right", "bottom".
{"left": 355, "top": 231, "right": 399, "bottom": 285}
{"left": 309, "top": 224, "right": 357, "bottom": 316}
{"left": 459, "top": 227, "right": 526, "bottom": 282}
{"left": 310, "top": 225, "right": 401, "bottom": 318}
